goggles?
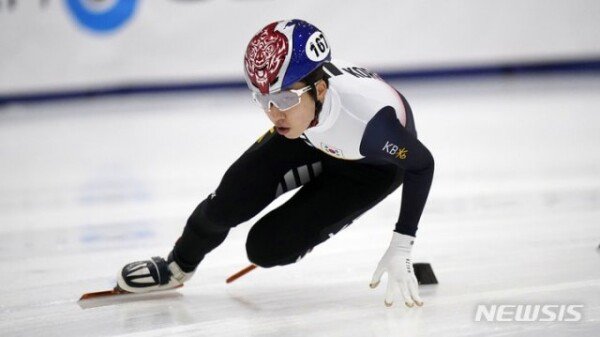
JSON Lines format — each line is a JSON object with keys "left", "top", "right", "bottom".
{"left": 252, "top": 85, "right": 313, "bottom": 112}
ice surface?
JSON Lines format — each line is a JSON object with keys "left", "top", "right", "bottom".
{"left": 0, "top": 74, "right": 599, "bottom": 337}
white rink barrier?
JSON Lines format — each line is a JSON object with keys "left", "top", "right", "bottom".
{"left": 1, "top": 0, "right": 599, "bottom": 97}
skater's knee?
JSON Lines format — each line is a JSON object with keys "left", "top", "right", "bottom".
{"left": 245, "top": 222, "right": 312, "bottom": 268}
{"left": 246, "top": 243, "right": 293, "bottom": 268}
{"left": 246, "top": 248, "right": 279, "bottom": 268}
{"left": 246, "top": 243, "right": 312, "bottom": 268}
{"left": 245, "top": 225, "right": 270, "bottom": 267}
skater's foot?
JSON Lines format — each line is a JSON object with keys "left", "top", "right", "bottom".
{"left": 117, "top": 254, "right": 194, "bottom": 293}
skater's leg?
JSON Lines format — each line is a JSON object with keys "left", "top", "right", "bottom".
{"left": 172, "top": 130, "right": 325, "bottom": 272}
{"left": 246, "top": 161, "right": 403, "bottom": 268}
{"left": 118, "top": 131, "right": 325, "bottom": 293}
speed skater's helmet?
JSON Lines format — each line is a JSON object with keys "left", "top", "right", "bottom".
{"left": 243, "top": 19, "right": 332, "bottom": 94}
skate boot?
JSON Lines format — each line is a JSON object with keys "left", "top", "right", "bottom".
{"left": 116, "top": 253, "right": 194, "bottom": 293}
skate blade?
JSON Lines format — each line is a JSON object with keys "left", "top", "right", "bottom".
{"left": 78, "top": 284, "right": 184, "bottom": 301}
{"left": 79, "top": 286, "right": 131, "bottom": 301}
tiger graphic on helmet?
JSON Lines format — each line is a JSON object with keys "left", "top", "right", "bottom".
{"left": 244, "top": 23, "right": 289, "bottom": 94}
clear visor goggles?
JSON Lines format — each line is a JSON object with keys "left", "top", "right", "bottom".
{"left": 252, "top": 85, "right": 313, "bottom": 112}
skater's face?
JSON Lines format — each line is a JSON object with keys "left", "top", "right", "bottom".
{"left": 264, "top": 80, "right": 327, "bottom": 139}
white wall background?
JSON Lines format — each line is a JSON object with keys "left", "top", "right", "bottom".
{"left": 1, "top": 0, "right": 599, "bottom": 96}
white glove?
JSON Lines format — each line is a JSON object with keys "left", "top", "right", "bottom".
{"left": 370, "top": 232, "right": 423, "bottom": 307}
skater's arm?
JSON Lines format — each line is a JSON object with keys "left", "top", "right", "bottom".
{"left": 359, "top": 106, "right": 434, "bottom": 236}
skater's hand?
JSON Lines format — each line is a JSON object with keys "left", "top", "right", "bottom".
{"left": 370, "top": 232, "right": 423, "bottom": 308}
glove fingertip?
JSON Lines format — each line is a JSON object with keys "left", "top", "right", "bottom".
{"left": 371, "top": 266, "right": 384, "bottom": 284}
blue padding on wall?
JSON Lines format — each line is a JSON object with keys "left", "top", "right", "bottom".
{"left": 1, "top": 59, "right": 599, "bottom": 105}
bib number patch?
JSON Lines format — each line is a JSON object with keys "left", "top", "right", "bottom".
{"left": 306, "top": 32, "right": 330, "bottom": 62}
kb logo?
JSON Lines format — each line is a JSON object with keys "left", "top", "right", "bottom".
{"left": 65, "top": 0, "right": 138, "bottom": 33}
{"left": 382, "top": 141, "right": 408, "bottom": 160}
